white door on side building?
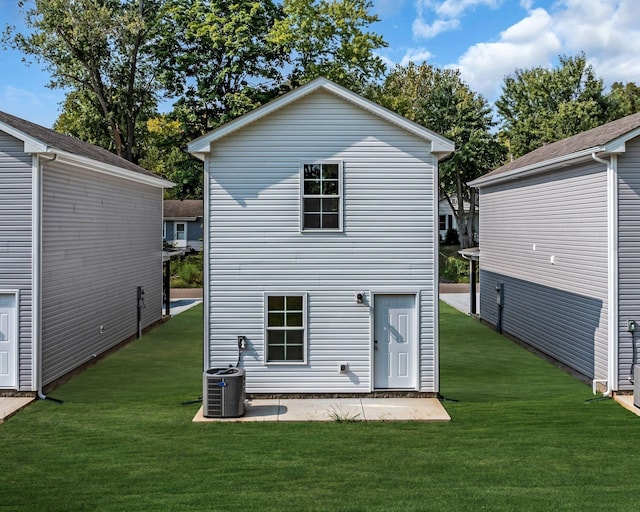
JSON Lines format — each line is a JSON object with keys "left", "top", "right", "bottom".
{"left": 374, "top": 294, "right": 416, "bottom": 389}
{"left": 0, "top": 293, "right": 18, "bottom": 389}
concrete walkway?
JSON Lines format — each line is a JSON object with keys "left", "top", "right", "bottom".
{"left": 0, "top": 397, "right": 34, "bottom": 423}
{"left": 193, "top": 397, "right": 450, "bottom": 422}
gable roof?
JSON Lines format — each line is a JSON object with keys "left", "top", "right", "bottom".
{"left": 164, "top": 199, "right": 203, "bottom": 219}
{"left": 0, "top": 110, "right": 173, "bottom": 188}
{"left": 470, "top": 112, "right": 640, "bottom": 187}
{"left": 188, "top": 77, "right": 455, "bottom": 160}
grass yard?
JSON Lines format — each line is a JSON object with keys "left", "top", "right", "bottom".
{"left": 1, "top": 303, "right": 639, "bottom": 511}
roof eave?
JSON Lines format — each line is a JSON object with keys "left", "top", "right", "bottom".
{"left": 187, "top": 77, "right": 455, "bottom": 157}
{"left": 469, "top": 147, "right": 605, "bottom": 188}
{"left": 50, "top": 150, "right": 174, "bottom": 188}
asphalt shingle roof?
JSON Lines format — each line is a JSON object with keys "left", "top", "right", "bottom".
{"left": 479, "top": 111, "right": 640, "bottom": 182}
{"left": 164, "top": 199, "right": 203, "bottom": 218}
{"left": 0, "top": 110, "right": 160, "bottom": 179}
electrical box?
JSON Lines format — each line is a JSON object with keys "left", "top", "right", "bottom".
{"left": 339, "top": 363, "right": 348, "bottom": 373}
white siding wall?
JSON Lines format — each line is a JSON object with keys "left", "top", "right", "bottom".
{"left": 479, "top": 161, "right": 609, "bottom": 381}
{"left": 207, "top": 90, "right": 437, "bottom": 393}
{"left": 41, "top": 161, "right": 163, "bottom": 385}
{"left": 0, "top": 133, "right": 33, "bottom": 390}
{"left": 617, "top": 137, "right": 640, "bottom": 390}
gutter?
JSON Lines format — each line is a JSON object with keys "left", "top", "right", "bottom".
{"left": 470, "top": 147, "right": 603, "bottom": 188}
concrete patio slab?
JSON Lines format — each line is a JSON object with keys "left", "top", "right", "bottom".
{"left": 614, "top": 394, "right": 640, "bottom": 416}
{"left": 0, "top": 397, "right": 34, "bottom": 423}
{"left": 193, "top": 397, "right": 450, "bottom": 423}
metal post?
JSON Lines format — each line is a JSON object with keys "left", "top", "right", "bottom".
{"left": 470, "top": 259, "right": 477, "bottom": 315}
{"left": 164, "top": 259, "right": 171, "bottom": 316}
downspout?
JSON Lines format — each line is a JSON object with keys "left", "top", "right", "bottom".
{"left": 33, "top": 153, "right": 63, "bottom": 402}
{"left": 593, "top": 152, "right": 618, "bottom": 397}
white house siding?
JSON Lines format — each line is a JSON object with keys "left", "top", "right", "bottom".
{"left": 479, "top": 161, "right": 609, "bottom": 382}
{"left": 0, "top": 132, "right": 33, "bottom": 390}
{"left": 206, "top": 90, "right": 437, "bottom": 394}
{"left": 617, "top": 137, "right": 640, "bottom": 390}
{"left": 41, "top": 161, "right": 163, "bottom": 385}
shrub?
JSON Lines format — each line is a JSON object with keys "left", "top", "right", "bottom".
{"left": 443, "top": 227, "right": 460, "bottom": 246}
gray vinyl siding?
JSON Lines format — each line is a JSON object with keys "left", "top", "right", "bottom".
{"left": 0, "top": 133, "right": 33, "bottom": 390}
{"left": 617, "top": 137, "right": 640, "bottom": 390}
{"left": 41, "top": 161, "right": 163, "bottom": 385}
{"left": 206, "top": 90, "right": 437, "bottom": 393}
{"left": 479, "top": 161, "right": 608, "bottom": 381}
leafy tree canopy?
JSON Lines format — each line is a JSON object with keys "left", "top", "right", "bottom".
{"left": 496, "top": 53, "right": 611, "bottom": 159}
{"left": 4, "top": 0, "right": 164, "bottom": 161}
{"left": 376, "top": 62, "right": 506, "bottom": 248}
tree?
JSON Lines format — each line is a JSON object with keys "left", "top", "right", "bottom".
{"left": 155, "top": 0, "right": 286, "bottom": 139}
{"left": 268, "top": 0, "right": 387, "bottom": 92}
{"left": 607, "top": 81, "right": 640, "bottom": 119}
{"left": 496, "top": 53, "right": 610, "bottom": 159}
{"left": 376, "top": 62, "right": 507, "bottom": 248}
{"left": 3, "top": 0, "right": 163, "bottom": 162}
{"left": 139, "top": 115, "right": 203, "bottom": 199}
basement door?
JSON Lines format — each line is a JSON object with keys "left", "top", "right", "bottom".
{"left": 374, "top": 294, "right": 416, "bottom": 389}
{"left": 0, "top": 293, "right": 18, "bottom": 389}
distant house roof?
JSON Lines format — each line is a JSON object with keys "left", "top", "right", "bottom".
{"left": 164, "top": 199, "right": 203, "bottom": 220}
{"left": 0, "top": 110, "right": 173, "bottom": 188}
{"left": 471, "top": 112, "right": 640, "bottom": 187}
{"left": 188, "top": 77, "right": 455, "bottom": 160}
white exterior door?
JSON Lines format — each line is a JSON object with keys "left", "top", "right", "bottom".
{"left": 0, "top": 293, "right": 18, "bottom": 389}
{"left": 174, "top": 222, "right": 186, "bottom": 248}
{"left": 374, "top": 294, "right": 416, "bottom": 389}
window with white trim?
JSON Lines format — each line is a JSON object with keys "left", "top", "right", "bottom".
{"left": 301, "top": 162, "right": 342, "bottom": 231}
{"left": 265, "top": 294, "right": 306, "bottom": 363}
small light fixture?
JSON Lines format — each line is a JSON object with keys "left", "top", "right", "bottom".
{"left": 356, "top": 292, "right": 364, "bottom": 304}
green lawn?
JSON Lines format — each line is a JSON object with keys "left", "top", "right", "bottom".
{"left": 2, "top": 303, "right": 639, "bottom": 511}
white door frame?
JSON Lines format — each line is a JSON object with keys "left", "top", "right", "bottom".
{"left": 173, "top": 221, "right": 187, "bottom": 248}
{"left": 0, "top": 290, "right": 19, "bottom": 389}
{"left": 371, "top": 291, "right": 420, "bottom": 390}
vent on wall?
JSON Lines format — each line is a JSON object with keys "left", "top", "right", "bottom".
{"left": 203, "top": 368, "right": 246, "bottom": 418}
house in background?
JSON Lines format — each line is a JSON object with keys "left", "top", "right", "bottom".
{"left": 470, "top": 112, "right": 640, "bottom": 395}
{"left": 163, "top": 199, "right": 204, "bottom": 252}
{"left": 438, "top": 196, "right": 478, "bottom": 242}
{"left": 189, "top": 77, "right": 454, "bottom": 396}
{"left": 0, "top": 111, "right": 172, "bottom": 395}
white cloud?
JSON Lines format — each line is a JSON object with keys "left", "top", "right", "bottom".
{"left": 451, "top": 0, "right": 640, "bottom": 101}
{"left": 412, "top": 0, "right": 504, "bottom": 39}
{"left": 412, "top": 17, "right": 460, "bottom": 38}
{"left": 400, "top": 48, "right": 434, "bottom": 66}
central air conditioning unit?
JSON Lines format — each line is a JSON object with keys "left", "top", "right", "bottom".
{"left": 203, "top": 367, "right": 246, "bottom": 418}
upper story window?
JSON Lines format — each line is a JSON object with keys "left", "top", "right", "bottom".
{"left": 301, "top": 162, "right": 343, "bottom": 231}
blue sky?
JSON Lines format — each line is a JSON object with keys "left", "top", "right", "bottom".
{"left": 1, "top": 0, "right": 639, "bottom": 127}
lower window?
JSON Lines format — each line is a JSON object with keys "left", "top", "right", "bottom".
{"left": 265, "top": 294, "right": 306, "bottom": 363}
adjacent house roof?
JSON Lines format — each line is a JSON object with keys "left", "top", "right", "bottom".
{"left": 164, "top": 199, "right": 203, "bottom": 220}
{"left": 470, "top": 112, "right": 640, "bottom": 187}
{"left": 0, "top": 110, "right": 173, "bottom": 188}
{"left": 188, "top": 77, "right": 455, "bottom": 159}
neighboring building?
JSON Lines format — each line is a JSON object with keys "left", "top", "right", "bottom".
{"left": 438, "top": 196, "right": 478, "bottom": 242}
{"left": 0, "top": 111, "right": 172, "bottom": 395}
{"left": 470, "top": 112, "right": 640, "bottom": 394}
{"left": 188, "top": 78, "right": 454, "bottom": 395}
{"left": 163, "top": 199, "right": 204, "bottom": 252}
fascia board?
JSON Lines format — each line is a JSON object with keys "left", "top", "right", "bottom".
{"left": 51, "top": 150, "right": 174, "bottom": 188}
{"left": 188, "top": 77, "right": 455, "bottom": 159}
{"left": 0, "top": 121, "right": 48, "bottom": 153}
{"left": 469, "top": 147, "right": 603, "bottom": 188}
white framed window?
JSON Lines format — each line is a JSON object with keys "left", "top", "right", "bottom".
{"left": 301, "top": 161, "right": 343, "bottom": 231}
{"left": 264, "top": 293, "right": 307, "bottom": 363}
